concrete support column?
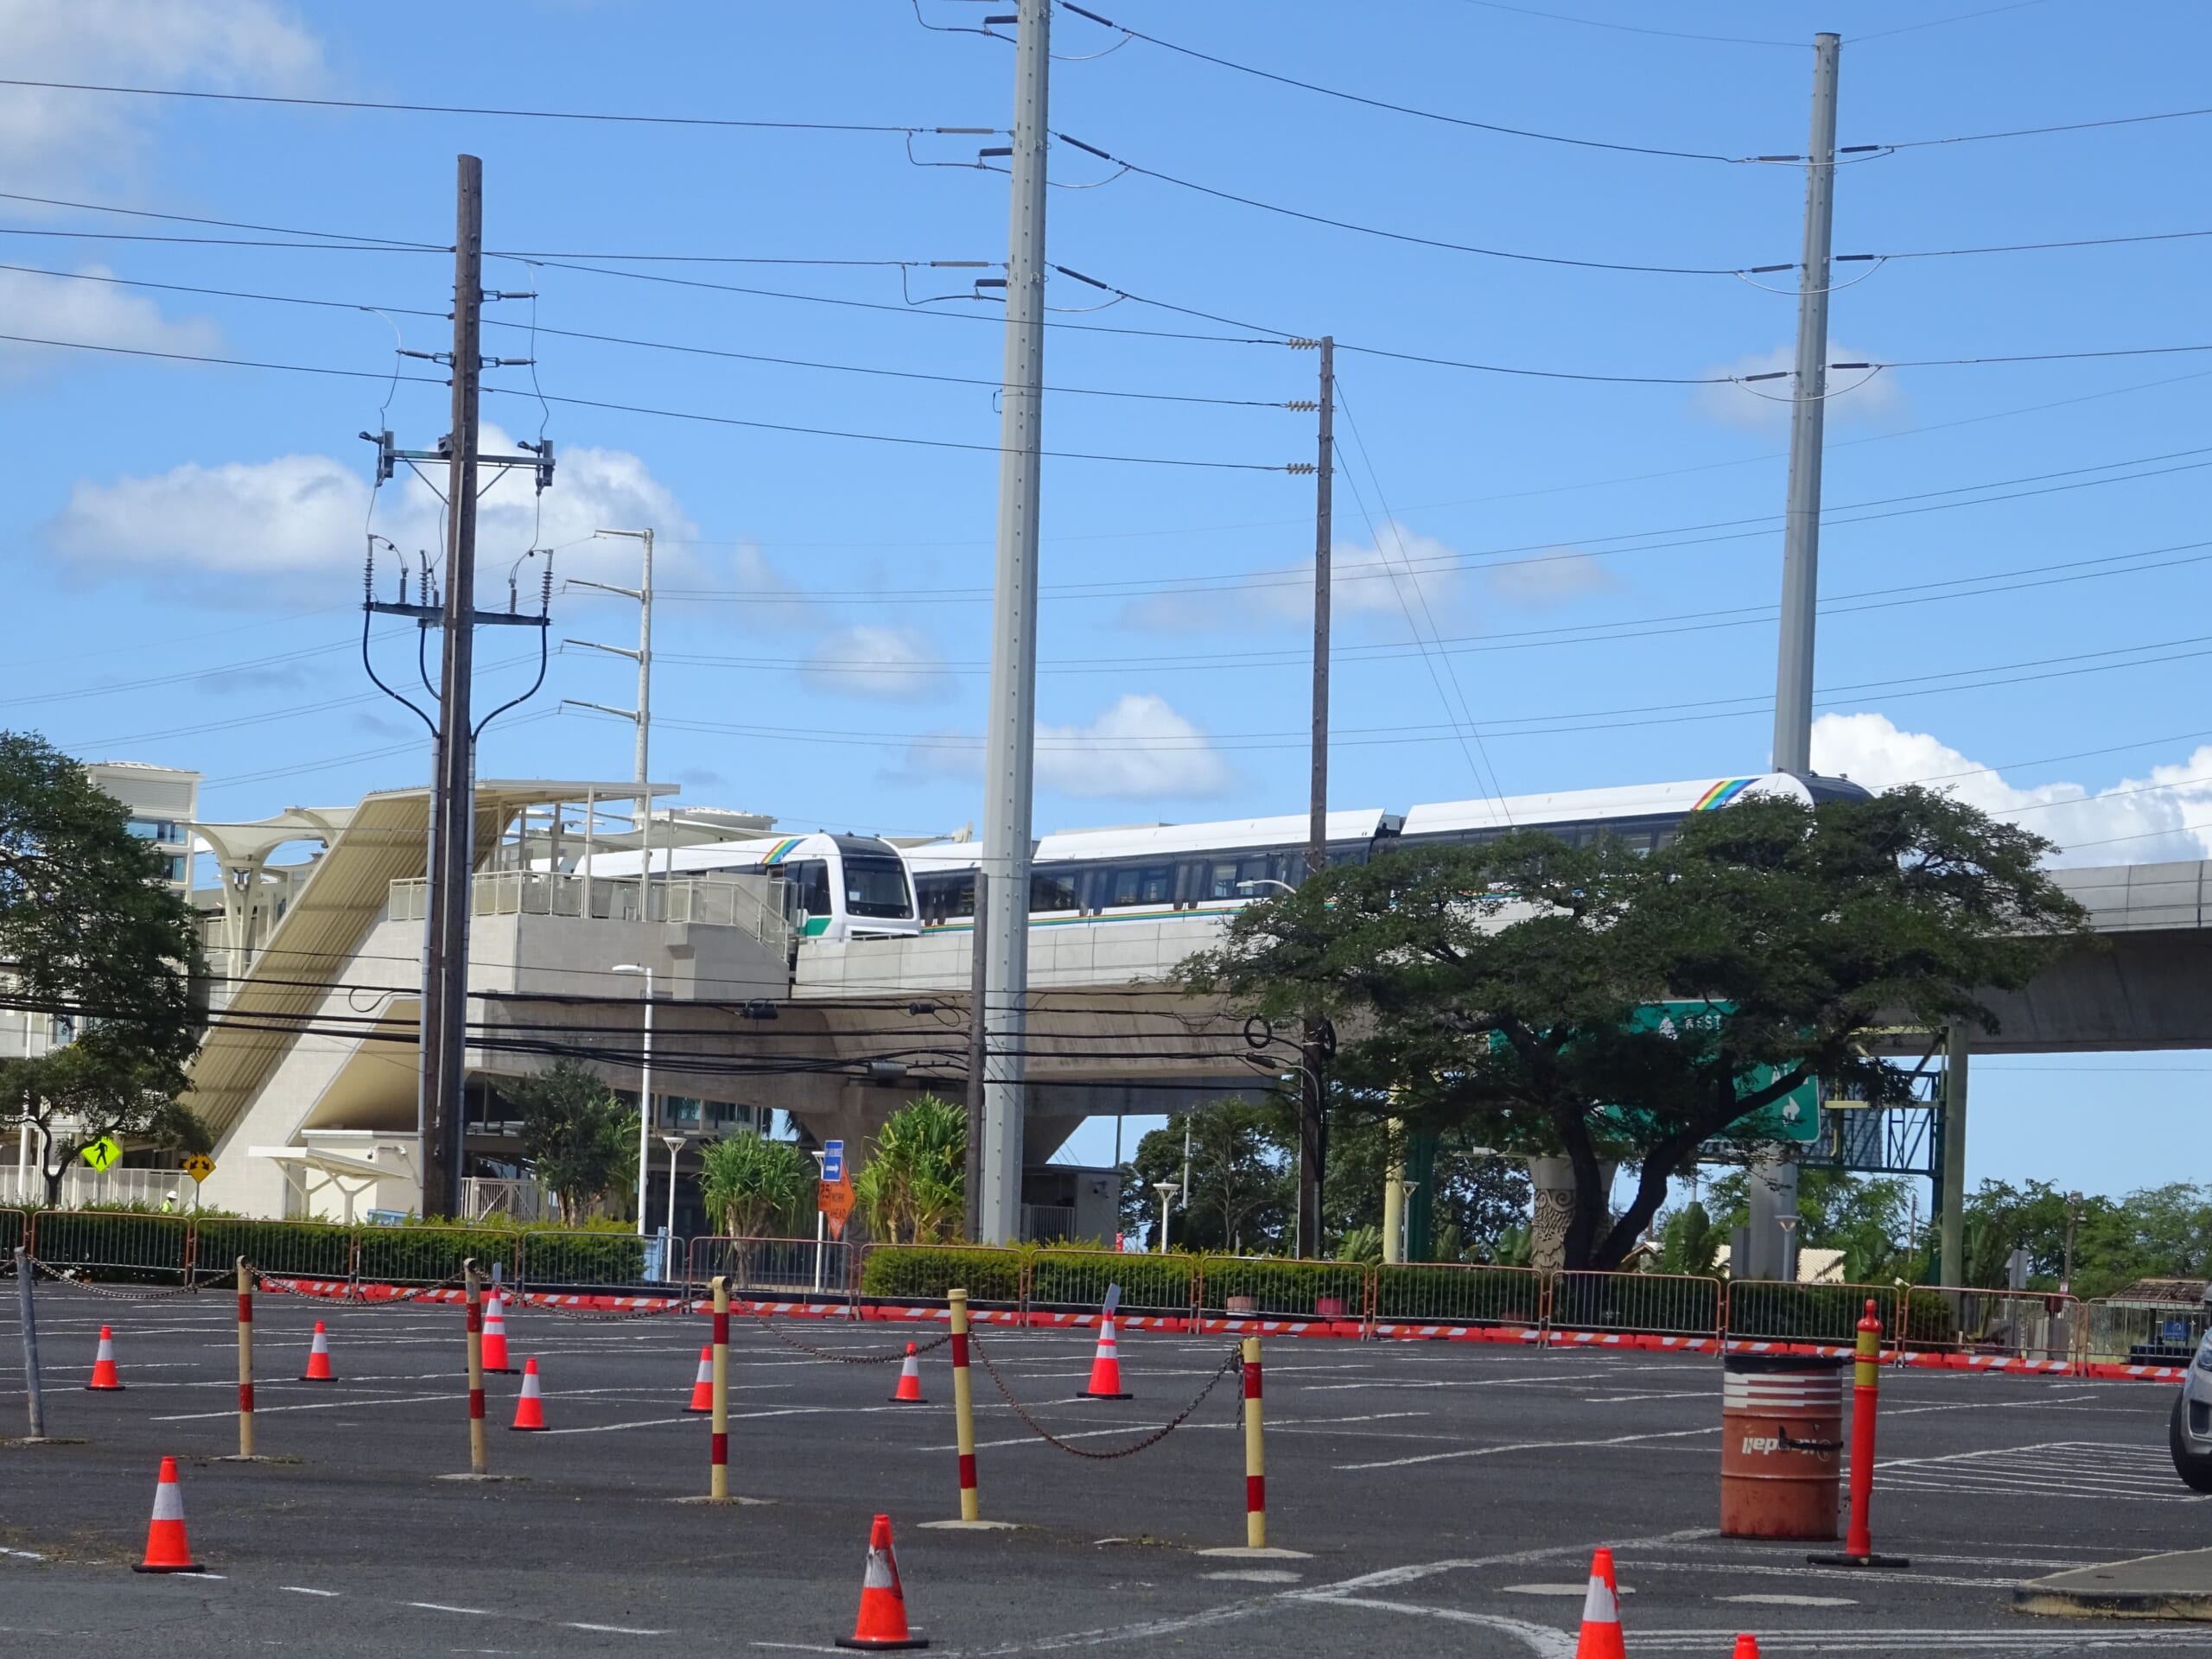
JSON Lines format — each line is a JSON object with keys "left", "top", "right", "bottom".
{"left": 1528, "top": 1156, "right": 1614, "bottom": 1270}
{"left": 1939, "top": 1022, "right": 1969, "bottom": 1287}
{"left": 1746, "top": 1156, "right": 1800, "bottom": 1281}
{"left": 1381, "top": 1119, "right": 1405, "bottom": 1265}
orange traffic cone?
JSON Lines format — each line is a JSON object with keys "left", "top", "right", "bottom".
{"left": 300, "top": 1321, "right": 336, "bottom": 1382}
{"left": 510, "top": 1357, "right": 547, "bottom": 1431}
{"left": 1573, "top": 1548, "right": 1626, "bottom": 1659}
{"left": 685, "top": 1346, "right": 715, "bottom": 1413}
{"left": 888, "top": 1344, "right": 927, "bottom": 1404}
{"left": 132, "top": 1457, "right": 204, "bottom": 1573}
{"left": 834, "top": 1513, "right": 927, "bottom": 1650}
{"left": 1732, "top": 1638, "right": 1761, "bottom": 1659}
{"left": 481, "top": 1290, "right": 516, "bottom": 1374}
{"left": 86, "top": 1325, "right": 124, "bottom": 1391}
{"left": 1078, "top": 1315, "right": 1130, "bottom": 1401}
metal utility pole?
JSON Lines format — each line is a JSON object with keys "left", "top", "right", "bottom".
{"left": 1938, "top": 1023, "right": 1968, "bottom": 1287}
{"left": 976, "top": 0, "right": 1050, "bottom": 1246}
{"left": 963, "top": 878, "right": 988, "bottom": 1243}
{"left": 1297, "top": 336, "right": 1334, "bottom": 1259}
{"left": 563, "top": 527, "right": 657, "bottom": 910}
{"left": 419, "top": 154, "right": 486, "bottom": 1220}
{"left": 1770, "top": 33, "right": 1840, "bottom": 777}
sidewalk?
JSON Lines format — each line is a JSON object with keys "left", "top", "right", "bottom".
{"left": 2017, "top": 1549, "right": 2212, "bottom": 1620}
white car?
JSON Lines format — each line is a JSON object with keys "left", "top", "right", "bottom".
{"left": 2172, "top": 1329, "right": 2212, "bottom": 1492}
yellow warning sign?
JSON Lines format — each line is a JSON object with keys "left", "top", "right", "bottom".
{"left": 79, "top": 1135, "right": 122, "bottom": 1172}
{"left": 182, "top": 1154, "right": 217, "bottom": 1185}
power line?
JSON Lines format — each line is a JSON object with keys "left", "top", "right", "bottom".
{"left": 0, "top": 77, "right": 986, "bottom": 137}
{"left": 1890, "top": 105, "right": 2212, "bottom": 150}
{"left": 1057, "top": 3, "right": 1746, "bottom": 163}
{"left": 1056, "top": 134, "right": 1751, "bottom": 276}
{"left": 1446, "top": 0, "right": 1799, "bottom": 48}
{"left": 0, "top": 189, "right": 443, "bottom": 248}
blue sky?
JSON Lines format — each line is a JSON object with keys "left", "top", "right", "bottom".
{"left": 2, "top": 1, "right": 2206, "bottom": 1198}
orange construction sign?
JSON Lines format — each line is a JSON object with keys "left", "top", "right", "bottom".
{"left": 818, "top": 1176, "right": 855, "bottom": 1241}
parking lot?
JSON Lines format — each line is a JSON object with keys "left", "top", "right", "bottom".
{"left": 2, "top": 1279, "right": 2206, "bottom": 1656}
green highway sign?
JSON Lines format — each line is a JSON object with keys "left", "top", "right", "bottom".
{"left": 1629, "top": 1001, "right": 1819, "bottom": 1143}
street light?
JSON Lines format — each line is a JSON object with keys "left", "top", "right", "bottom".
{"left": 613, "top": 963, "right": 655, "bottom": 1236}
{"left": 1152, "top": 1181, "right": 1180, "bottom": 1254}
{"left": 1234, "top": 879, "right": 1294, "bottom": 897}
{"left": 661, "top": 1134, "right": 687, "bottom": 1276}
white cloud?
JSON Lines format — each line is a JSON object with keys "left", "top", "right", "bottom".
{"left": 0, "top": 264, "right": 221, "bottom": 380}
{"left": 0, "top": 2, "right": 323, "bottom": 193}
{"left": 47, "top": 424, "right": 700, "bottom": 602}
{"left": 1692, "top": 341, "right": 1904, "bottom": 432}
{"left": 1121, "top": 521, "right": 1458, "bottom": 633}
{"left": 802, "top": 626, "right": 949, "bottom": 701}
{"left": 895, "top": 694, "right": 1237, "bottom": 800}
{"left": 1812, "top": 711, "right": 2212, "bottom": 867}
{"left": 1484, "top": 547, "right": 1615, "bottom": 606}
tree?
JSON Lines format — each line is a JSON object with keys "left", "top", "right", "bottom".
{"left": 501, "top": 1061, "right": 636, "bottom": 1223}
{"left": 0, "top": 733, "right": 205, "bottom": 1200}
{"left": 1324, "top": 1114, "right": 1532, "bottom": 1262}
{"left": 1185, "top": 787, "right": 2088, "bottom": 1271}
{"left": 855, "top": 1095, "right": 966, "bottom": 1244}
{"left": 1121, "top": 1099, "right": 1291, "bottom": 1252}
{"left": 699, "top": 1130, "right": 810, "bottom": 1238}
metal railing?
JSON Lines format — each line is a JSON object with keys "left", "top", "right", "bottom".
{"left": 518, "top": 1228, "right": 666, "bottom": 1293}
{"left": 27, "top": 1210, "right": 194, "bottom": 1284}
{"left": 1196, "top": 1255, "right": 1371, "bottom": 1323}
{"left": 2078, "top": 1299, "right": 2207, "bottom": 1368}
{"left": 1724, "top": 1278, "right": 1892, "bottom": 1349}
{"left": 1552, "top": 1269, "right": 1723, "bottom": 1339}
{"left": 389, "top": 871, "right": 791, "bottom": 953}
{"left": 687, "top": 1234, "right": 852, "bottom": 1299}
{"left": 1373, "top": 1262, "right": 1547, "bottom": 1328}
{"left": 1026, "top": 1246, "right": 1192, "bottom": 1319}
{"left": 1896, "top": 1285, "right": 2079, "bottom": 1365}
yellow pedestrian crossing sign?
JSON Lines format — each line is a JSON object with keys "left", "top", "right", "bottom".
{"left": 182, "top": 1154, "right": 216, "bottom": 1185}
{"left": 79, "top": 1136, "right": 122, "bottom": 1172}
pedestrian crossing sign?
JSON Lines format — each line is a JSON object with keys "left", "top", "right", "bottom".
{"left": 80, "top": 1135, "right": 122, "bottom": 1172}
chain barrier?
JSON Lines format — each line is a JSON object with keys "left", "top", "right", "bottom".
{"left": 736, "top": 1298, "right": 954, "bottom": 1364}
{"left": 254, "top": 1268, "right": 473, "bottom": 1304}
{"left": 27, "top": 1255, "right": 223, "bottom": 1300}
{"left": 968, "top": 1329, "right": 1244, "bottom": 1460}
{"left": 509, "top": 1291, "right": 699, "bottom": 1323}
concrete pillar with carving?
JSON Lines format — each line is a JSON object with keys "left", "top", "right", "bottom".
{"left": 1527, "top": 1156, "right": 1615, "bottom": 1270}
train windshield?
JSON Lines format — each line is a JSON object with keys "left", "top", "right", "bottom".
{"left": 842, "top": 854, "right": 913, "bottom": 918}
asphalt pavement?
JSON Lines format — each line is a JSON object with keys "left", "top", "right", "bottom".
{"left": 1, "top": 1275, "right": 2206, "bottom": 1656}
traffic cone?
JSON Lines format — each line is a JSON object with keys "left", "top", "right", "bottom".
{"left": 685, "top": 1346, "right": 715, "bottom": 1413}
{"left": 86, "top": 1325, "right": 124, "bottom": 1391}
{"left": 510, "top": 1357, "right": 547, "bottom": 1431}
{"left": 1077, "top": 1314, "right": 1131, "bottom": 1401}
{"left": 1732, "top": 1638, "right": 1761, "bottom": 1659}
{"left": 481, "top": 1290, "right": 516, "bottom": 1374}
{"left": 888, "top": 1344, "right": 926, "bottom": 1404}
{"left": 132, "top": 1457, "right": 204, "bottom": 1573}
{"left": 834, "top": 1513, "right": 927, "bottom": 1650}
{"left": 1573, "top": 1548, "right": 1626, "bottom": 1659}
{"left": 300, "top": 1320, "right": 336, "bottom": 1382}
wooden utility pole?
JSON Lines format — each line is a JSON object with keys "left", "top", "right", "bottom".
{"left": 419, "top": 154, "right": 485, "bottom": 1220}
{"left": 1298, "top": 335, "right": 1334, "bottom": 1259}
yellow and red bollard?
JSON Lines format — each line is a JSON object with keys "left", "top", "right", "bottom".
{"left": 1243, "top": 1337, "right": 1267, "bottom": 1548}
{"left": 709, "top": 1275, "right": 730, "bottom": 1503}
{"left": 1808, "top": 1298, "right": 1910, "bottom": 1569}
{"left": 950, "top": 1287, "right": 980, "bottom": 1522}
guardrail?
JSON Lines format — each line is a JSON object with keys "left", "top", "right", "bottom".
{"left": 0, "top": 1210, "right": 2172, "bottom": 1376}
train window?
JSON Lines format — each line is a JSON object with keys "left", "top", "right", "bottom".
{"left": 1207, "top": 861, "right": 1241, "bottom": 899}
{"left": 918, "top": 873, "right": 975, "bottom": 925}
{"left": 789, "top": 859, "right": 833, "bottom": 917}
{"left": 1032, "top": 869, "right": 1079, "bottom": 912}
{"left": 843, "top": 854, "right": 912, "bottom": 918}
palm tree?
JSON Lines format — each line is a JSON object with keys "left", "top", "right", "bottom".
{"left": 857, "top": 1096, "right": 967, "bottom": 1244}
{"left": 699, "top": 1130, "right": 809, "bottom": 1239}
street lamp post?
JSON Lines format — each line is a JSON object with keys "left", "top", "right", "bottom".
{"left": 1152, "top": 1181, "right": 1179, "bottom": 1255}
{"left": 2063, "top": 1190, "right": 2082, "bottom": 1294}
{"left": 613, "top": 963, "right": 655, "bottom": 1236}
{"left": 661, "top": 1133, "right": 686, "bottom": 1279}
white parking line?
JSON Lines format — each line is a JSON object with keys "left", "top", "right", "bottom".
{"left": 1338, "top": 1424, "right": 1719, "bottom": 1471}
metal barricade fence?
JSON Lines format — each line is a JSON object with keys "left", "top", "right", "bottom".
{"left": 855, "top": 1242, "right": 1027, "bottom": 1309}
{"left": 1373, "top": 1262, "right": 1547, "bottom": 1329}
{"left": 2078, "top": 1298, "right": 2208, "bottom": 1369}
{"left": 518, "top": 1229, "right": 672, "bottom": 1294}
{"left": 29, "top": 1210, "right": 194, "bottom": 1285}
{"left": 354, "top": 1224, "right": 516, "bottom": 1288}
{"left": 1895, "top": 1284, "right": 2078, "bottom": 1365}
{"left": 1026, "top": 1247, "right": 1195, "bottom": 1323}
{"left": 1724, "top": 1278, "right": 1897, "bottom": 1350}
{"left": 1550, "top": 1269, "right": 1723, "bottom": 1339}
{"left": 687, "top": 1234, "right": 850, "bottom": 1299}
{"left": 1195, "top": 1255, "right": 1372, "bottom": 1324}
{"left": 0, "top": 1208, "right": 26, "bottom": 1256}
{"left": 194, "top": 1217, "right": 358, "bottom": 1282}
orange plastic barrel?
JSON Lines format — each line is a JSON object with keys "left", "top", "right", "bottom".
{"left": 1720, "top": 1354, "right": 1846, "bottom": 1539}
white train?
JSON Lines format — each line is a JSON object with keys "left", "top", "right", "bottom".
{"left": 582, "top": 772, "right": 1866, "bottom": 944}
{"left": 906, "top": 772, "right": 1866, "bottom": 931}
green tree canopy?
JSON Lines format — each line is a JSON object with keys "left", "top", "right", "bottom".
{"left": 0, "top": 733, "right": 205, "bottom": 1198}
{"left": 500, "top": 1061, "right": 637, "bottom": 1224}
{"left": 699, "top": 1129, "right": 810, "bottom": 1238}
{"left": 855, "top": 1095, "right": 966, "bottom": 1244}
{"left": 1184, "top": 787, "right": 2088, "bottom": 1271}
{"left": 1119, "top": 1097, "right": 1291, "bottom": 1253}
